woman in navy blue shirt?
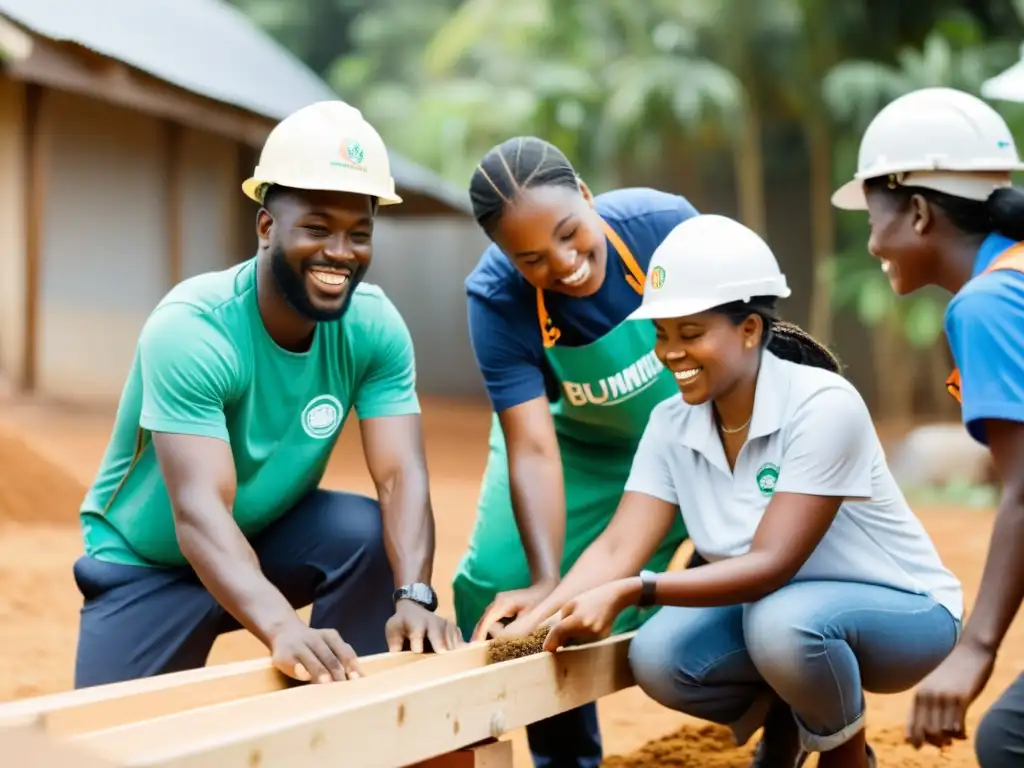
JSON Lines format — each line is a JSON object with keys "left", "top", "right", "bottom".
{"left": 452, "top": 137, "right": 739, "bottom": 767}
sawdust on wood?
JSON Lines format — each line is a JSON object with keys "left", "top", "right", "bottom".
{"left": 486, "top": 626, "right": 550, "bottom": 663}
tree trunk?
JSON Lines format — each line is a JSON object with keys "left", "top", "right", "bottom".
{"left": 732, "top": 95, "right": 766, "bottom": 236}
{"left": 801, "top": 0, "right": 837, "bottom": 347}
{"left": 870, "top": 316, "right": 912, "bottom": 423}
{"left": 659, "top": 124, "right": 708, "bottom": 209}
{"left": 718, "top": 4, "right": 765, "bottom": 236}
{"left": 807, "top": 111, "right": 835, "bottom": 346}
{"left": 871, "top": 320, "right": 892, "bottom": 421}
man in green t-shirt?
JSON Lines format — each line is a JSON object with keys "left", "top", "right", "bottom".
{"left": 72, "top": 101, "right": 462, "bottom": 689}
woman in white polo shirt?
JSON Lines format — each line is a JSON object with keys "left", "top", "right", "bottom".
{"left": 503, "top": 214, "right": 964, "bottom": 768}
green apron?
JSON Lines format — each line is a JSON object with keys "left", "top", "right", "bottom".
{"left": 452, "top": 220, "right": 689, "bottom": 637}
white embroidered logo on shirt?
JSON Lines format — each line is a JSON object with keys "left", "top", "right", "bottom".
{"left": 756, "top": 462, "right": 780, "bottom": 496}
{"left": 302, "top": 394, "right": 343, "bottom": 439}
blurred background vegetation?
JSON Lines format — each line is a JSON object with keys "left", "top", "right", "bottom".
{"left": 227, "top": 0, "right": 1024, "bottom": 429}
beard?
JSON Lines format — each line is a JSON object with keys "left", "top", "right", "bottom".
{"left": 269, "top": 244, "right": 367, "bottom": 322}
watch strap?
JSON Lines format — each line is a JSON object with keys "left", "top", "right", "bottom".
{"left": 637, "top": 570, "right": 658, "bottom": 608}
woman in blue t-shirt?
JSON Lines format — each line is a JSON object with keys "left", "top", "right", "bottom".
{"left": 452, "top": 136, "right": 706, "bottom": 768}
{"left": 832, "top": 86, "right": 1024, "bottom": 768}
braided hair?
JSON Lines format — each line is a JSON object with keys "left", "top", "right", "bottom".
{"left": 469, "top": 137, "right": 581, "bottom": 236}
{"left": 717, "top": 297, "right": 842, "bottom": 374}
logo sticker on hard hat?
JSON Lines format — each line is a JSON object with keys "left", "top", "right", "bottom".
{"left": 650, "top": 266, "right": 666, "bottom": 290}
{"left": 332, "top": 140, "right": 367, "bottom": 173}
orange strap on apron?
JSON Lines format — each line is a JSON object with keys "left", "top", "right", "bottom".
{"left": 536, "top": 219, "right": 647, "bottom": 348}
{"left": 945, "top": 242, "right": 1024, "bottom": 403}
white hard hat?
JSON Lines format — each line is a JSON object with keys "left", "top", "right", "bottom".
{"left": 242, "top": 100, "right": 403, "bottom": 206}
{"left": 627, "top": 214, "right": 791, "bottom": 321}
{"left": 832, "top": 87, "right": 1024, "bottom": 210}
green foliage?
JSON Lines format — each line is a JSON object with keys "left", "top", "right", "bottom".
{"left": 905, "top": 479, "right": 1000, "bottom": 509}
{"left": 824, "top": 24, "right": 1010, "bottom": 131}
{"left": 830, "top": 247, "right": 950, "bottom": 349}
{"left": 228, "top": 0, "right": 1024, "bottom": 378}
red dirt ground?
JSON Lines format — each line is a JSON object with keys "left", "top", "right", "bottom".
{"left": 0, "top": 395, "right": 1019, "bottom": 767}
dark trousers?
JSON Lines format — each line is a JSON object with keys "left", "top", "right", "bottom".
{"left": 523, "top": 547, "right": 709, "bottom": 768}
{"left": 72, "top": 489, "right": 395, "bottom": 689}
{"left": 976, "top": 672, "right": 1024, "bottom": 768}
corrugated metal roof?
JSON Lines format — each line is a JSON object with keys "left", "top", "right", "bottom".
{"left": 0, "top": 0, "right": 470, "bottom": 212}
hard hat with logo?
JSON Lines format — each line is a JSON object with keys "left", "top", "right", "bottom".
{"left": 242, "top": 100, "right": 403, "bottom": 206}
{"left": 832, "top": 86, "right": 1024, "bottom": 211}
{"left": 627, "top": 214, "right": 791, "bottom": 321}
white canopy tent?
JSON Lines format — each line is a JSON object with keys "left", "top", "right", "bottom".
{"left": 982, "top": 43, "right": 1024, "bottom": 102}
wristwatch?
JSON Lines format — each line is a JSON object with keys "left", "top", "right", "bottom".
{"left": 393, "top": 582, "right": 439, "bottom": 612}
{"left": 637, "top": 570, "right": 658, "bottom": 608}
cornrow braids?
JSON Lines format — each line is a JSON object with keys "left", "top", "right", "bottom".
{"left": 716, "top": 297, "right": 842, "bottom": 374}
{"left": 469, "top": 136, "right": 580, "bottom": 236}
{"left": 766, "top": 319, "right": 842, "bottom": 374}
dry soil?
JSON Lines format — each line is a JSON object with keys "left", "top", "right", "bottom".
{"left": 0, "top": 396, "right": 1018, "bottom": 767}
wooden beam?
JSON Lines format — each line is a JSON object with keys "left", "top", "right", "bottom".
{"left": 67, "top": 641, "right": 491, "bottom": 754}
{"left": 1, "top": 723, "right": 116, "bottom": 768}
{"left": 71, "top": 633, "right": 635, "bottom": 768}
{"left": 409, "top": 739, "right": 513, "bottom": 768}
{"left": 163, "top": 120, "right": 184, "bottom": 287}
{"left": 232, "top": 142, "right": 259, "bottom": 263}
{"left": 3, "top": 36, "right": 273, "bottom": 147}
{"left": 20, "top": 80, "right": 43, "bottom": 391}
{"left": 0, "top": 16, "right": 32, "bottom": 61}
{"left": 0, "top": 650, "right": 425, "bottom": 737}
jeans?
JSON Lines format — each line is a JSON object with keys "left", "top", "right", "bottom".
{"left": 73, "top": 489, "right": 395, "bottom": 688}
{"left": 976, "top": 672, "right": 1024, "bottom": 768}
{"left": 628, "top": 579, "right": 960, "bottom": 753}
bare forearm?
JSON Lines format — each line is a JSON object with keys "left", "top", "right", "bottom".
{"left": 528, "top": 535, "right": 627, "bottom": 620}
{"left": 175, "top": 498, "right": 299, "bottom": 647}
{"left": 529, "top": 494, "right": 679, "bottom": 621}
{"left": 638, "top": 551, "right": 783, "bottom": 608}
{"left": 508, "top": 450, "right": 565, "bottom": 584}
{"left": 379, "top": 467, "right": 434, "bottom": 586}
{"left": 959, "top": 498, "right": 1024, "bottom": 654}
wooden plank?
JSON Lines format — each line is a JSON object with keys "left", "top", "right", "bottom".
{"left": 20, "top": 80, "right": 43, "bottom": 391}
{"left": 0, "top": 649, "right": 426, "bottom": 737}
{"left": 73, "top": 633, "right": 635, "bottom": 768}
{"left": 163, "top": 119, "right": 183, "bottom": 288}
{"left": 2, "top": 723, "right": 117, "bottom": 767}
{"left": 409, "top": 739, "right": 513, "bottom": 768}
{"left": 68, "top": 641, "right": 491, "bottom": 755}
{"left": 4, "top": 36, "right": 273, "bottom": 147}
{"left": 0, "top": 16, "right": 33, "bottom": 61}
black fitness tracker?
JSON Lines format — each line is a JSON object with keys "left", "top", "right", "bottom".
{"left": 637, "top": 569, "right": 658, "bottom": 608}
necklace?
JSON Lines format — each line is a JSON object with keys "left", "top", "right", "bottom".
{"left": 717, "top": 414, "right": 752, "bottom": 434}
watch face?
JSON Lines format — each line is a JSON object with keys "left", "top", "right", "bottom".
{"left": 398, "top": 583, "right": 437, "bottom": 610}
{"left": 415, "top": 584, "right": 438, "bottom": 608}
